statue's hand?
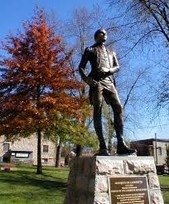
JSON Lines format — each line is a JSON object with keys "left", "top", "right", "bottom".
{"left": 109, "top": 67, "right": 119, "bottom": 74}
{"left": 86, "top": 77, "right": 98, "bottom": 87}
{"left": 109, "top": 68, "right": 115, "bottom": 74}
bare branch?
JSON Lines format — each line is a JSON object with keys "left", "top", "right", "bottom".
{"left": 123, "top": 70, "right": 146, "bottom": 109}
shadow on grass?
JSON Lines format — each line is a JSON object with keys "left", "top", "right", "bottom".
{"left": 0, "top": 168, "right": 68, "bottom": 193}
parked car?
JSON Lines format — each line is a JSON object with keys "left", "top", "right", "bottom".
{"left": 156, "top": 165, "right": 169, "bottom": 175}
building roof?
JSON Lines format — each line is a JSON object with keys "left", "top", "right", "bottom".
{"left": 131, "top": 138, "right": 169, "bottom": 143}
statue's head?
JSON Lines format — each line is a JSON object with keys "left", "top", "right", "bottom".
{"left": 94, "top": 29, "right": 107, "bottom": 43}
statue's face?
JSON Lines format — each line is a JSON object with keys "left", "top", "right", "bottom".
{"left": 95, "top": 30, "right": 107, "bottom": 43}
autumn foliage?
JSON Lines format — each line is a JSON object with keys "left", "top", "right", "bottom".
{"left": 0, "top": 9, "right": 85, "bottom": 173}
{"left": 0, "top": 9, "right": 82, "bottom": 138}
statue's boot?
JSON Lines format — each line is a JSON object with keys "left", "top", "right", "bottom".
{"left": 116, "top": 136, "right": 136, "bottom": 155}
{"left": 95, "top": 138, "right": 110, "bottom": 156}
{"left": 95, "top": 148, "right": 110, "bottom": 156}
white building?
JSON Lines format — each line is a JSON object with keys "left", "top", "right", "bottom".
{"left": 0, "top": 135, "right": 57, "bottom": 166}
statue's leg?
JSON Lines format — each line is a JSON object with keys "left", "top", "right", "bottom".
{"left": 92, "top": 85, "right": 107, "bottom": 152}
{"left": 93, "top": 104, "right": 107, "bottom": 150}
{"left": 104, "top": 88, "right": 136, "bottom": 155}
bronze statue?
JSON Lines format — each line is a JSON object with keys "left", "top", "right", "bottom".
{"left": 79, "top": 29, "right": 136, "bottom": 156}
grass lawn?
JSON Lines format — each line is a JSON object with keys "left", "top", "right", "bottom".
{"left": 0, "top": 165, "right": 169, "bottom": 204}
{"left": 159, "top": 175, "right": 169, "bottom": 204}
{"left": 0, "top": 165, "right": 69, "bottom": 204}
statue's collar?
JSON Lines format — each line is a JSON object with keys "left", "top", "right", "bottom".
{"left": 95, "top": 42, "right": 105, "bottom": 47}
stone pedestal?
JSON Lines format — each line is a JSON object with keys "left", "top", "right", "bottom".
{"left": 64, "top": 156, "right": 164, "bottom": 204}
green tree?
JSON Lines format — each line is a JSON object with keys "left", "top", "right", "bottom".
{"left": 45, "top": 111, "right": 97, "bottom": 166}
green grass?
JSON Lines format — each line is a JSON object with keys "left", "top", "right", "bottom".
{"left": 159, "top": 175, "right": 169, "bottom": 204}
{"left": 0, "top": 165, "right": 69, "bottom": 204}
{"left": 0, "top": 166, "right": 168, "bottom": 204}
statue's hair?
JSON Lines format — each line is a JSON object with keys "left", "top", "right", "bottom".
{"left": 94, "top": 29, "right": 107, "bottom": 40}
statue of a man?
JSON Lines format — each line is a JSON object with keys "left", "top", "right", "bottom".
{"left": 79, "top": 29, "right": 136, "bottom": 156}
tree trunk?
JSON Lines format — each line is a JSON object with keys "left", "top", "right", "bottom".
{"left": 76, "top": 145, "right": 82, "bottom": 157}
{"left": 55, "top": 139, "right": 62, "bottom": 167}
{"left": 108, "top": 118, "right": 114, "bottom": 153}
{"left": 36, "top": 129, "right": 42, "bottom": 174}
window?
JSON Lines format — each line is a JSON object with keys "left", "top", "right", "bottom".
{"left": 3, "top": 143, "right": 10, "bottom": 152}
{"left": 11, "top": 151, "right": 32, "bottom": 158}
{"left": 43, "top": 145, "right": 49, "bottom": 153}
{"left": 15, "top": 153, "right": 29, "bottom": 158}
{"left": 158, "top": 147, "right": 162, "bottom": 155}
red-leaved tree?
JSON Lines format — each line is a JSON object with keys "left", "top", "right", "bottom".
{"left": 0, "top": 8, "right": 82, "bottom": 174}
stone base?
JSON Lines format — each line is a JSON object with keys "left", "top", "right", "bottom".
{"left": 64, "top": 156, "right": 164, "bottom": 204}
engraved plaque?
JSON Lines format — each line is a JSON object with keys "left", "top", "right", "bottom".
{"left": 109, "top": 176, "right": 150, "bottom": 204}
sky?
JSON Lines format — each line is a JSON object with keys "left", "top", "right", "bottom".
{"left": 0, "top": 1, "right": 169, "bottom": 141}
{"left": 0, "top": 0, "right": 101, "bottom": 39}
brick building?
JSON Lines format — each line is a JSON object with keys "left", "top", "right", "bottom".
{"left": 131, "top": 138, "right": 169, "bottom": 165}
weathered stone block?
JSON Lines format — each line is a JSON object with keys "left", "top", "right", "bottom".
{"left": 64, "top": 156, "right": 164, "bottom": 204}
{"left": 94, "top": 192, "right": 109, "bottom": 204}
{"left": 124, "top": 157, "right": 156, "bottom": 174}
{"left": 148, "top": 173, "right": 160, "bottom": 189}
{"left": 96, "top": 158, "right": 124, "bottom": 175}
{"left": 95, "top": 176, "right": 108, "bottom": 193}
{"left": 149, "top": 189, "right": 164, "bottom": 204}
